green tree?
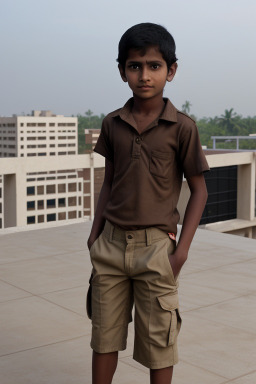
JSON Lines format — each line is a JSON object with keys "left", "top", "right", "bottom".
{"left": 182, "top": 100, "right": 192, "bottom": 114}
{"left": 218, "top": 108, "right": 239, "bottom": 135}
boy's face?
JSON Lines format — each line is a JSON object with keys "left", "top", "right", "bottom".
{"left": 119, "top": 46, "right": 177, "bottom": 100}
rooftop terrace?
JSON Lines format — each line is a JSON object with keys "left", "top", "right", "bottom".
{"left": 0, "top": 222, "right": 256, "bottom": 384}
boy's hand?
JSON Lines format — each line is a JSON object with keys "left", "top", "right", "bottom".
{"left": 168, "top": 249, "right": 188, "bottom": 279}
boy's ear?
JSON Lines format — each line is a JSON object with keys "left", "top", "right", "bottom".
{"left": 167, "top": 62, "right": 178, "bottom": 82}
{"left": 118, "top": 64, "right": 127, "bottom": 82}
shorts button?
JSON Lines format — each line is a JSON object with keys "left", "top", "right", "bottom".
{"left": 127, "top": 235, "right": 133, "bottom": 239}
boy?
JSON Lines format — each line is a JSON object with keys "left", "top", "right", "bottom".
{"left": 87, "top": 23, "right": 209, "bottom": 384}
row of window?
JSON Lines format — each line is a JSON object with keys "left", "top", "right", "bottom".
{"left": 20, "top": 136, "right": 76, "bottom": 140}
{"left": 22, "top": 123, "right": 76, "bottom": 127}
{"left": 20, "top": 144, "right": 76, "bottom": 149}
{"left": 20, "top": 130, "right": 76, "bottom": 134}
{"left": 0, "top": 137, "right": 16, "bottom": 141}
{"left": 27, "top": 196, "right": 82, "bottom": 210}
{"left": 27, "top": 182, "right": 82, "bottom": 195}
{"left": 26, "top": 174, "right": 77, "bottom": 182}
{"left": 20, "top": 151, "right": 76, "bottom": 157}
{"left": 27, "top": 210, "right": 82, "bottom": 224}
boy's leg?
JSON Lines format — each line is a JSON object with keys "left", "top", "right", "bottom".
{"left": 150, "top": 366, "right": 173, "bottom": 384}
{"left": 92, "top": 351, "right": 118, "bottom": 384}
{"left": 89, "top": 222, "right": 133, "bottom": 383}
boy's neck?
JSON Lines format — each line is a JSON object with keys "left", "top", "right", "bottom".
{"left": 132, "top": 94, "right": 165, "bottom": 116}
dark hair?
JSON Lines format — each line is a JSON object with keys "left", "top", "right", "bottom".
{"left": 117, "top": 23, "right": 177, "bottom": 70}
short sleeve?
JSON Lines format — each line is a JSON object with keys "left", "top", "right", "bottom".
{"left": 94, "top": 118, "right": 114, "bottom": 162}
{"left": 178, "top": 122, "right": 209, "bottom": 178}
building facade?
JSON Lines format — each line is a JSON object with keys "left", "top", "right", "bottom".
{"left": 0, "top": 111, "right": 77, "bottom": 158}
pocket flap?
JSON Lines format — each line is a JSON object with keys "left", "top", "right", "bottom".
{"left": 157, "top": 293, "right": 179, "bottom": 311}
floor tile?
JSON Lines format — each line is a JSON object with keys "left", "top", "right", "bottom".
{"left": 179, "top": 312, "right": 256, "bottom": 379}
{"left": 0, "top": 296, "right": 89, "bottom": 356}
{"left": 0, "top": 257, "right": 89, "bottom": 295}
{"left": 0, "top": 281, "right": 32, "bottom": 303}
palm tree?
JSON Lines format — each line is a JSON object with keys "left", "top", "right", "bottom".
{"left": 182, "top": 100, "right": 192, "bottom": 114}
{"left": 218, "top": 108, "right": 238, "bottom": 134}
{"left": 85, "top": 109, "right": 93, "bottom": 129}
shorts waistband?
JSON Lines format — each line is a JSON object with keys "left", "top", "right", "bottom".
{"left": 103, "top": 220, "right": 169, "bottom": 246}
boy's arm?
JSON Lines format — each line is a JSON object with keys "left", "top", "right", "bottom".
{"left": 87, "top": 158, "right": 114, "bottom": 250}
{"left": 169, "top": 173, "right": 208, "bottom": 278}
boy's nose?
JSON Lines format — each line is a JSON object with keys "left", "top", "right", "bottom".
{"left": 139, "top": 67, "right": 150, "bottom": 81}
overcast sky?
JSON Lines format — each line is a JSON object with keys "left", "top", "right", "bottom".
{"left": 1, "top": 0, "right": 255, "bottom": 118}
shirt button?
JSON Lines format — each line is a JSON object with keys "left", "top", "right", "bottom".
{"left": 127, "top": 235, "right": 133, "bottom": 239}
{"left": 135, "top": 137, "right": 141, "bottom": 144}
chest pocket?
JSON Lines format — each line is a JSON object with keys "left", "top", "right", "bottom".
{"left": 150, "top": 150, "right": 175, "bottom": 179}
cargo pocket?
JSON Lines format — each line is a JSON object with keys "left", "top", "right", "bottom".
{"left": 149, "top": 150, "right": 175, "bottom": 179}
{"left": 150, "top": 293, "right": 181, "bottom": 347}
{"left": 157, "top": 294, "right": 182, "bottom": 346}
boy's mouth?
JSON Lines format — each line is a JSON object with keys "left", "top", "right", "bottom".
{"left": 138, "top": 85, "right": 153, "bottom": 89}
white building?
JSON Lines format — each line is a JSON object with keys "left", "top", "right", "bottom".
{"left": 0, "top": 110, "right": 77, "bottom": 158}
{"left": 0, "top": 111, "right": 84, "bottom": 230}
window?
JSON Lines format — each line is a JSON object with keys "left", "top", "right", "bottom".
{"left": 37, "top": 185, "right": 44, "bottom": 195}
{"left": 58, "top": 184, "right": 66, "bottom": 193}
{"left": 27, "top": 216, "right": 36, "bottom": 224}
{"left": 68, "top": 197, "right": 76, "bottom": 206}
{"left": 47, "top": 199, "right": 56, "bottom": 208}
{"left": 47, "top": 185, "right": 55, "bottom": 194}
{"left": 27, "top": 186, "right": 35, "bottom": 196}
{"left": 37, "top": 200, "right": 44, "bottom": 210}
{"left": 68, "top": 183, "right": 76, "bottom": 192}
{"left": 27, "top": 201, "right": 35, "bottom": 210}
{"left": 47, "top": 213, "right": 56, "bottom": 222}
{"left": 58, "top": 198, "right": 65, "bottom": 207}
{"left": 68, "top": 211, "right": 77, "bottom": 219}
{"left": 58, "top": 212, "right": 66, "bottom": 220}
{"left": 38, "top": 215, "right": 44, "bottom": 223}
{"left": 200, "top": 166, "right": 237, "bottom": 225}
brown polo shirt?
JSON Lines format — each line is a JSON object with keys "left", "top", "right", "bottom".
{"left": 94, "top": 98, "right": 209, "bottom": 234}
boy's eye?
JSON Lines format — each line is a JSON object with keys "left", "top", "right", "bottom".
{"left": 151, "top": 64, "right": 160, "bottom": 69}
{"left": 128, "top": 64, "right": 140, "bottom": 70}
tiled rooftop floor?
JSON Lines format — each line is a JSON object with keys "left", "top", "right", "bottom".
{"left": 0, "top": 221, "right": 256, "bottom": 384}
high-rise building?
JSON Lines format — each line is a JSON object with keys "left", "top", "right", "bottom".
{"left": 0, "top": 110, "right": 77, "bottom": 158}
{"left": 0, "top": 111, "right": 87, "bottom": 230}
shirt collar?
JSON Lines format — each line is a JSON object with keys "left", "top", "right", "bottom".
{"left": 112, "top": 97, "right": 178, "bottom": 126}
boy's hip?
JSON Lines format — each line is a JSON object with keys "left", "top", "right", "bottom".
{"left": 89, "top": 220, "right": 178, "bottom": 289}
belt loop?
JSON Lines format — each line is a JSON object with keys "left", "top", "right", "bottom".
{"left": 146, "top": 228, "right": 152, "bottom": 246}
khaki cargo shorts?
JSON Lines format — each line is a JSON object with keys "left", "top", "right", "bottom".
{"left": 87, "top": 220, "right": 182, "bottom": 369}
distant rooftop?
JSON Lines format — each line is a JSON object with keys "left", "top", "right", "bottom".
{"left": 8, "top": 110, "right": 66, "bottom": 118}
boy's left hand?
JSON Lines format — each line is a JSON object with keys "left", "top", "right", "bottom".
{"left": 168, "top": 249, "right": 188, "bottom": 279}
